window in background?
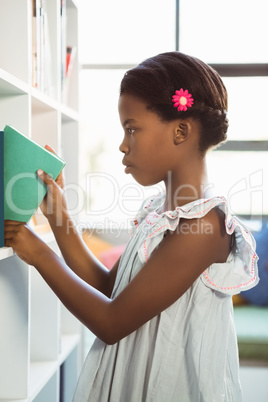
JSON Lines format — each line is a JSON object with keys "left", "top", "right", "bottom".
{"left": 78, "top": 0, "right": 268, "bottom": 227}
{"left": 180, "top": 0, "right": 268, "bottom": 64}
{"left": 222, "top": 77, "right": 268, "bottom": 141}
{"left": 180, "top": 0, "right": 268, "bottom": 218}
{"left": 78, "top": 0, "right": 175, "bottom": 227}
{"left": 206, "top": 151, "right": 267, "bottom": 217}
{"left": 79, "top": 0, "right": 176, "bottom": 65}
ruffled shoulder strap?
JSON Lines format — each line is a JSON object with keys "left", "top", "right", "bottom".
{"left": 135, "top": 195, "right": 259, "bottom": 296}
{"left": 201, "top": 205, "right": 259, "bottom": 295}
{"left": 131, "top": 192, "right": 165, "bottom": 232}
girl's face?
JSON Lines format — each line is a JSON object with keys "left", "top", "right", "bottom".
{"left": 118, "top": 94, "right": 179, "bottom": 186}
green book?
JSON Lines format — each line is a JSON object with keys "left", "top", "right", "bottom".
{"left": 4, "top": 124, "right": 66, "bottom": 222}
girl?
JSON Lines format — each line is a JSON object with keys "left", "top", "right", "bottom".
{"left": 5, "top": 52, "right": 259, "bottom": 401}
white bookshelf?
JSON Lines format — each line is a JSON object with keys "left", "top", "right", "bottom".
{"left": 0, "top": 0, "right": 83, "bottom": 400}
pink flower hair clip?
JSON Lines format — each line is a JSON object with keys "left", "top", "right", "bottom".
{"left": 172, "top": 88, "right": 194, "bottom": 111}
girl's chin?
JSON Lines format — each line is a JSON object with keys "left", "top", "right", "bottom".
{"left": 124, "top": 166, "right": 133, "bottom": 174}
{"left": 131, "top": 174, "right": 159, "bottom": 187}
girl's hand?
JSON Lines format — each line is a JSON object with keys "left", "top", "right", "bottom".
{"left": 37, "top": 169, "right": 68, "bottom": 225}
{"left": 4, "top": 220, "right": 51, "bottom": 266}
{"left": 44, "top": 145, "right": 65, "bottom": 190}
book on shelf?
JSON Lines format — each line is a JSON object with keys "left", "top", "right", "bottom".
{"left": 63, "top": 45, "right": 77, "bottom": 103}
{"left": 60, "top": 0, "right": 77, "bottom": 105}
{"left": 32, "top": 0, "right": 53, "bottom": 96}
{"left": 3, "top": 124, "right": 66, "bottom": 224}
{"left": 0, "top": 130, "right": 4, "bottom": 247}
{"left": 66, "top": 46, "right": 77, "bottom": 78}
{"left": 61, "top": 0, "right": 67, "bottom": 93}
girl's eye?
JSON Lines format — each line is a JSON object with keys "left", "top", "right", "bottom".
{"left": 127, "top": 128, "right": 136, "bottom": 135}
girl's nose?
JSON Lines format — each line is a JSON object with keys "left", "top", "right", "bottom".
{"left": 119, "top": 136, "right": 129, "bottom": 154}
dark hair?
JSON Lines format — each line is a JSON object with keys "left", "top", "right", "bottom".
{"left": 120, "top": 52, "right": 228, "bottom": 154}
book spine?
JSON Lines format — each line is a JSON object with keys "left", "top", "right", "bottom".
{"left": 61, "top": 0, "right": 67, "bottom": 100}
{"left": 63, "top": 45, "right": 77, "bottom": 104}
{"left": 0, "top": 131, "right": 4, "bottom": 247}
{"left": 32, "top": 0, "right": 38, "bottom": 88}
{"left": 35, "top": 0, "right": 42, "bottom": 90}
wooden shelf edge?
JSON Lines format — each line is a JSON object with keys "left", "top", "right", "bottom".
{"left": 0, "top": 231, "right": 55, "bottom": 262}
{"left": 0, "top": 246, "right": 14, "bottom": 260}
{"left": 31, "top": 88, "right": 59, "bottom": 112}
{"left": 61, "top": 104, "right": 80, "bottom": 122}
{"left": 0, "top": 68, "right": 29, "bottom": 95}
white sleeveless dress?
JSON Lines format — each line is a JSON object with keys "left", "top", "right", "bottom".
{"left": 73, "top": 194, "right": 259, "bottom": 402}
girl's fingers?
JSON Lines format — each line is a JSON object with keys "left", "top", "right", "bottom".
{"left": 44, "top": 145, "right": 65, "bottom": 190}
{"left": 4, "top": 229, "right": 20, "bottom": 237}
{"left": 4, "top": 222, "right": 24, "bottom": 240}
{"left": 4, "top": 240, "right": 12, "bottom": 248}
{"left": 37, "top": 169, "right": 56, "bottom": 186}
{"left": 4, "top": 220, "right": 25, "bottom": 226}
{"left": 37, "top": 169, "right": 64, "bottom": 193}
{"left": 45, "top": 144, "right": 56, "bottom": 154}
{"left": 4, "top": 232, "right": 14, "bottom": 240}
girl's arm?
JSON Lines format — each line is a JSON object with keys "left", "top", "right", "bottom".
{"left": 47, "top": 208, "right": 119, "bottom": 297}
{"left": 37, "top": 168, "right": 119, "bottom": 297}
{"left": 5, "top": 207, "right": 230, "bottom": 345}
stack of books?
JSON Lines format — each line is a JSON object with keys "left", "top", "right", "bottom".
{"left": 31, "top": 0, "right": 76, "bottom": 101}
{"left": 32, "top": 0, "right": 53, "bottom": 95}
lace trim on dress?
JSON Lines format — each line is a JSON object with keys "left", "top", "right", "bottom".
{"left": 132, "top": 194, "right": 259, "bottom": 296}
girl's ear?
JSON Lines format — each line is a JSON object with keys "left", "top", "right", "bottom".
{"left": 174, "top": 122, "right": 189, "bottom": 145}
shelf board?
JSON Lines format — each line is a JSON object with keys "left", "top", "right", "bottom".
{"left": 61, "top": 104, "right": 79, "bottom": 122}
{"left": 31, "top": 88, "right": 59, "bottom": 113}
{"left": 29, "top": 360, "right": 59, "bottom": 401}
{"left": 0, "top": 232, "right": 55, "bottom": 262}
{"left": 0, "top": 68, "right": 28, "bottom": 96}
{"left": 31, "top": 89, "right": 79, "bottom": 123}
{"left": 0, "top": 246, "right": 14, "bottom": 260}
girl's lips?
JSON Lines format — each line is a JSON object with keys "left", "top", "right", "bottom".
{"left": 122, "top": 159, "right": 132, "bottom": 167}
{"left": 122, "top": 158, "right": 130, "bottom": 166}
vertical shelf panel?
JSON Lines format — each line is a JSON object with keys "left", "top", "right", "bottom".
{"left": 0, "top": 0, "right": 30, "bottom": 83}
{"left": 30, "top": 266, "right": 60, "bottom": 362}
{"left": 61, "top": 118, "right": 79, "bottom": 222}
{"left": 61, "top": 304, "right": 81, "bottom": 335}
{"left": 30, "top": 236, "right": 61, "bottom": 364}
{"left": 0, "top": 255, "right": 29, "bottom": 399}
